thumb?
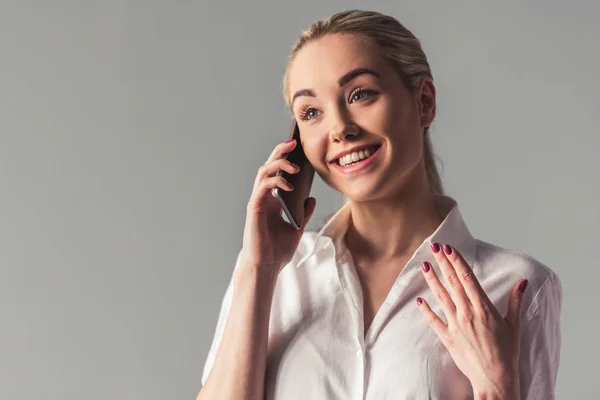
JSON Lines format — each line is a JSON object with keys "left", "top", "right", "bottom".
{"left": 300, "top": 197, "right": 317, "bottom": 231}
{"left": 505, "top": 279, "right": 528, "bottom": 332}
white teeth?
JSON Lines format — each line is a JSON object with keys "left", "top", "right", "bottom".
{"left": 337, "top": 147, "right": 377, "bottom": 166}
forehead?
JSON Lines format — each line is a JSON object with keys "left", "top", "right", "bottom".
{"left": 288, "top": 34, "right": 387, "bottom": 93}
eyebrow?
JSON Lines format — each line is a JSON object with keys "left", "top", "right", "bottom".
{"left": 290, "top": 67, "right": 380, "bottom": 106}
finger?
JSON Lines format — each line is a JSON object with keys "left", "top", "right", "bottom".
{"left": 258, "top": 158, "right": 300, "bottom": 179}
{"left": 438, "top": 244, "right": 487, "bottom": 305}
{"left": 252, "top": 175, "right": 293, "bottom": 204}
{"left": 256, "top": 159, "right": 299, "bottom": 189}
{"left": 299, "top": 197, "right": 317, "bottom": 231}
{"left": 416, "top": 297, "right": 450, "bottom": 346}
{"left": 420, "top": 261, "right": 456, "bottom": 318}
{"left": 505, "top": 279, "right": 528, "bottom": 332}
{"left": 265, "top": 139, "right": 297, "bottom": 164}
{"left": 440, "top": 244, "right": 501, "bottom": 319}
{"left": 430, "top": 243, "right": 471, "bottom": 311}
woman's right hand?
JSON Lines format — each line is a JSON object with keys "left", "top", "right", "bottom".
{"left": 239, "top": 139, "right": 317, "bottom": 276}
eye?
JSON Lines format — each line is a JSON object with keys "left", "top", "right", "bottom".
{"left": 349, "top": 87, "right": 377, "bottom": 103}
{"left": 299, "top": 106, "right": 320, "bottom": 121}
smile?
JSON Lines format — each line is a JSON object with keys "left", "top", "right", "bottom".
{"left": 331, "top": 144, "right": 382, "bottom": 174}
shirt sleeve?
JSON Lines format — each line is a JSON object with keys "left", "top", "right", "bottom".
{"left": 519, "top": 272, "right": 562, "bottom": 400}
{"left": 201, "top": 250, "right": 243, "bottom": 387}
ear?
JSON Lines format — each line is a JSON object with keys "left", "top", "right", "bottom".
{"left": 417, "top": 78, "right": 436, "bottom": 129}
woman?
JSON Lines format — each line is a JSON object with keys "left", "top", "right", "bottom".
{"left": 197, "top": 10, "right": 561, "bottom": 400}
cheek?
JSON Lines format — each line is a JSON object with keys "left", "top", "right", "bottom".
{"left": 354, "top": 97, "right": 412, "bottom": 145}
{"left": 392, "top": 130, "right": 424, "bottom": 174}
{"left": 383, "top": 98, "right": 420, "bottom": 140}
{"left": 302, "top": 136, "right": 339, "bottom": 187}
{"left": 354, "top": 99, "right": 395, "bottom": 130}
{"left": 301, "top": 137, "right": 326, "bottom": 168}
{"left": 384, "top": 110, "right": 425, "bottom": 168}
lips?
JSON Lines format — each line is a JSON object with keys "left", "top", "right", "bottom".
{"left": 336, "top": 145, "right": 381, "bottom": 166}
{"left": 329, "top": 144, "right": 382, "bottom": 164}
{"left": 330, "top": 143, "right": 383, "bottom": 174}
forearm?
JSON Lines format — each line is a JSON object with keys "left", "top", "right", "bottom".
{"left": 197, "top": 263, "right": 278, "bottom": 400}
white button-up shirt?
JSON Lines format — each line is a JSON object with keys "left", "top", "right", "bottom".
{"left": 202, "top": 197, "right": 562, "bottom": 399}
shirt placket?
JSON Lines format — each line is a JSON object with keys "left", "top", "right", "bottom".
{"left": 336, "top": 251, "right": 366, "bottom": 400}
{"left": 337, "top": 247, "right": 433, "bottom": 400}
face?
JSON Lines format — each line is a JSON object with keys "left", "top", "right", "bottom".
{"left": 287, "top": 33, "right": 436, "bottom": 202}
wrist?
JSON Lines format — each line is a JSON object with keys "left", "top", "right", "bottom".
{"left": 238, "top": 253, "right": 283, "bottom": 277}
{"left": 473, "top": 381, "right": 520, "bottom": 400}
{"left": 473, "top": 392, "right": 500, "bottom": 400}
{"left": 234, "top": 261, "right": 280, "bottom": 291}
{"left": 473, "top": 389, "right": 503, "bottom": 400}
{"left": 472, "top": 366, "right": 520, "bottom": 400}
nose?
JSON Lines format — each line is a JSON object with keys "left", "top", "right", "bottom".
{"left": 328, "top": 108, "right": 359, "bottom": 142}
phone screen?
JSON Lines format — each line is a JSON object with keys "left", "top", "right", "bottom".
{"left": 274, "top": 121, "right": 315, "bottom": 230}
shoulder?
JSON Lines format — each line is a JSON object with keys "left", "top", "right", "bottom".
{"left": 474, "top": 239, "right": 557, "bottom": 280}
{"left": 473, "top": 239, "right": 562, "bottom": 316}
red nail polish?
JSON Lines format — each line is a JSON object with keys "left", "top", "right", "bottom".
{"left": 519, "top": 280, "right": 529, "bottom": 293}
{"left": 285, "top": 139, "right": 295, "bottom": 143}
{"left": 416, "top": 297, "right": 423, "bottom": 305}
{"left": 421, "top": 261, "right": 430, "bottom": 273}
{"left": 443, "top": 244, "right": 453, "bottom": 255}
{"left": 431, "top": 243, "right": 441, "bottom": 253}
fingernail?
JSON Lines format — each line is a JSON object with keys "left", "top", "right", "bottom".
{"left": 290, "top": 162, "right": 299, "bottom": 169}
{"left": 431, "top": 242, "right": 441, "bottom": 253}
{"left": 443, "top": 244, "right": 453, "bottom": 255}
{"left": 285, "top": 139, "right": 295, "bottom": 143}
{"left": 421, "top": 261, "right": 431, "bottom": 273}
{"left": 519, "top": 280, "right": 529, "bottom": 293}
{"left": 416, "top": 297, "right": 423, "bottom": 305}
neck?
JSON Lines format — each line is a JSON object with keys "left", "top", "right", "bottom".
{"left": 344, "top": 171, "right": 446, "bottom": 262}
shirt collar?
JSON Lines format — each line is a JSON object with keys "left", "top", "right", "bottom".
{"left": 296, "top": 195, "right": 477, "bottom": 269}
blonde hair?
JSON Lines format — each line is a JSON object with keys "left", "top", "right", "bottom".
{"left": 282, "top": 10, "right": 444, "bottom": 196}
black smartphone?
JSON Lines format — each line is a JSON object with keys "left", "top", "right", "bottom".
{"left": 273, "top": 121, "right": 315, "bottom": 230}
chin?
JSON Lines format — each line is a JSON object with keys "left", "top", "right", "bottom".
{"left": 340, "top": 182, "right": 387, "bottom": 203}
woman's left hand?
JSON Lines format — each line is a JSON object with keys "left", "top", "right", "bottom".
{"left": 417, "top": 242, "right": 528, "bottom": 400}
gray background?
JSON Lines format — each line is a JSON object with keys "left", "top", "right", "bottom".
{"left": 0, "top": 1, "right": 597, "bottom": 399}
